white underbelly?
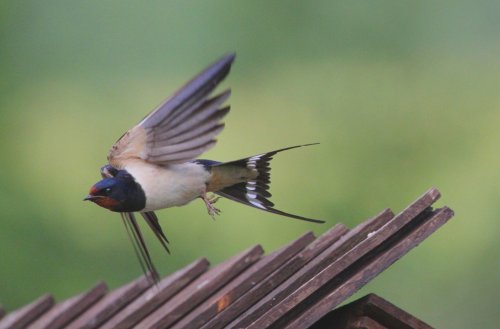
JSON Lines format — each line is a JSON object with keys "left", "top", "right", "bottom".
{"left": 124, "top": 161, "right": 210, "bottom": 211}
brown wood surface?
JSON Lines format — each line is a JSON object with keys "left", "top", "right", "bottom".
{"left": 362, "top": 294, "right": 433, "bottom": 329}
{"left": 283, "top": 207, "right": 453, "bottom": 328}
{"left": 66, "top": 275, "right": 152, "bottom": 329}
{"left": 203, "top": 224, "right": 350, "bottom": 329}
{"left": 0, "top": 294, "right": 54, "bottom": 329}
{"left": 172, "top": 232, "right": 316, "bottom": 329}
{"left": 228, "top": 208, "right": 395, "bottom": 329}
{"left": 26, "top": 282, "right": 107, "bottom": 329}
{"left": 135, "top": 245, "right": 264, "bottom": 329}
{"left": 246, "top": 188, "right": 442, "bottom": 328}
{"left": 100, "top": 258, "right": 209, "bottom": 329}
{"left": 311, "top": 294, "right": 434, "bottom": 329}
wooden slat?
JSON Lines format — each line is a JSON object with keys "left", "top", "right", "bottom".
{"left": 66, "top": 275, "right": 153, "bottom": 329}
{"left": 0, "top": 294, "right": 54, "bottom": 329}
{"left": 26, "top": 282, "right": 107, "bottom": 329}
{"left": 246, "top": 188, "right": 441, "bottom": 328}
{"left": 279, "top": 207, "right": 453, "bottom": 328}
{"left": 310, "top": 293, "right": 434, "bottom": 329}
{"left": 226, "top": 208, "right": 395, "bottom": 329}
{"left": 203, "top": 223, "right": 351, "bottom": 329}
{"left": 362, "top": 294, "right": 433, "bottom": 329}
{"left": 100, "top": 258, "right": 209, "bottom": 329}
{"left": 171, "top": 232, "right": 316, "bottom": 329}
{"left": 136, "top": 245, "right": 264, "bottom": 329}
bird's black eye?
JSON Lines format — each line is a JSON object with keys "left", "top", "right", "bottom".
{"left": 104, "top": 187, "right": 112, "bottom": 195}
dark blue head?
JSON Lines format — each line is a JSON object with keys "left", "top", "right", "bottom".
{"left": 84, "top": 170, "right": 146, "bottom": 212}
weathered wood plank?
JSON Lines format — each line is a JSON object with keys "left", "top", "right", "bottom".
{"left": 245, "top": 188, "right": 441, "bottom": 328}
{"left": 282, "top": 207, "right": 453, "bottom": 328}
{"left": 171, "top": 232, "right": 316, "bottom": 329}
{"left": 66, "top": 275, "right": 152, "bottom": 329}
{"left": 26, "top": 282, "right": 107, "bottom": 329}
{"left": 203, "top": 223, "right": 351, "bottom": 329}
{"left": 310, "top": 294, "right": 433, "bottom": 329}
{"left": 362, "top": 294, "right": 433, "bottom": 329}
{"left": 226, "top": 208, "right": 394, "bottom": 329}
{"left": 0, "top": 294, "right": 54, "bottom": 329}
{"left": 100, "top": 258, "right": 209, "bottom": 329}
{"left": 135, "top": 245, "right": 264, "bottom": 329}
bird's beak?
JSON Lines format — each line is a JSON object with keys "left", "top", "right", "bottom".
{"left": 83, "top": 195, "right": 101, "bottom": 201}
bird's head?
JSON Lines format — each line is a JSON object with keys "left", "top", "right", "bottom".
{"left": 84, "top": 171, "right": 146, "bottom": 212}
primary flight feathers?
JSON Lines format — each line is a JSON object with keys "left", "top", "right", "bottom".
{"left": 108, "top": 53, "right": 234, "bottom": 167}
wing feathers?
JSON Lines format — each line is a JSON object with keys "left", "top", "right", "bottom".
{"left": 140, "top": 212, "right": 170, "bottom": 254}
{"left": 165, "top": 120, "right": 226, "bottom": 146}
{"left": 142, "top": 54, "right": 234, "bottom": 130}
{"left": 163, "top": 90, "right": 231, "bottom": 134}
{"left": 148, "top": 140, "right": 217, "bottom": 164}
{"left": 109, "top": 54, "right": 235, "bottom": 167}
{"left": 121, "top": 212, "right": 160, "bottom": 282}
{"left": 153, "top": 105, "right": 229, "bottom": 144}
{"left": 149, "top": 125, "right": 224, "bottom": 158}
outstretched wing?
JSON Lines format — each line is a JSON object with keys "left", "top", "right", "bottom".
{"left": 120, "top": 212, "right": 170, "bottom": 282}
{"left": 120, "top": 212, "right": 159, "bottom": 282}
{"left": 141, "top": 211, "right": 170, "bottom": 254}
{"left": 108, "top": 54, "right": 235, "bottom": 169}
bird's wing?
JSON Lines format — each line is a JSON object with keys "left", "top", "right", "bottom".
{"left": 121, "top": 212, "right": 170, "bottom": 283}
{"left": 140, "top": 211, "right": 170, "bottom": 254}
{"left": 108, "top": 54, "right": 235, "bottom": 168}
{"left": 121, "top": 212, "right": 160, "bottom": 282}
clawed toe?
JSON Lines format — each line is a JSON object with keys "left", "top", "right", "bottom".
{"left": 201, "top": 193, "right": 222, "bottom": 219}
{"left": 207, "top": 205, "right": 221, "bottom": 219}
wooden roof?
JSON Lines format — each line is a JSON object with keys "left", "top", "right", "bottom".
{"left": 311, "top": 293, "right": 433, "bottom": 329}
{"left": 0, "top": 187, "right": 453, "bottom": 329}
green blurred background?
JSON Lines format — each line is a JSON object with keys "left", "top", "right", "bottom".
{"left": 0, "top": 1, "right": 498, "bottom": 327}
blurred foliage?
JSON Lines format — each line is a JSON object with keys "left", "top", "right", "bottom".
{"left": 0, "top": 1, "right": 499, "bottom": 327}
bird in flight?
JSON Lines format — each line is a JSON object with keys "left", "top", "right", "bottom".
{"left": 84, "top": 53, "right": 323, "bottom": 281}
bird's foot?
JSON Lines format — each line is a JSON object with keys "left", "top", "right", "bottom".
{"left": 201, "top": 193, "right": 221, "bottom": 219}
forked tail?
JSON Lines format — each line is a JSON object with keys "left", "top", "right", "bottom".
{"left": 212, "top": 143, "right": 324, "bottom": 223}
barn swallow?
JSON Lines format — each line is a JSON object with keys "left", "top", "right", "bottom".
{"left": 84, "top": 53, "right": 323, "bottom": 280}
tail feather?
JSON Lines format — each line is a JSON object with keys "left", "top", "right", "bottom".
{"left": 213, "top": 143, "right": 324, "bottom": 223}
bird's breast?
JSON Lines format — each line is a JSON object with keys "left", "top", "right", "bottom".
{"left": 123, "top": 160, "right": 211, "bottom": 211}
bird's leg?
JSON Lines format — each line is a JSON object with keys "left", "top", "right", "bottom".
{"left": 200, "top": 191, "right": 221, "bottom": 219}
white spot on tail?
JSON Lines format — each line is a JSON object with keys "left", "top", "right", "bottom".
{"left": 246, "top": 180, "right": 257, "bottom": 192}
{"left": 247, "top": 154, "right": 264, "bottom": 170}
{"left": 250, "top": 154, "right": 263, "bottom": 161}
{"left": 246, "top": 192, "right": 257, "bottom": 199}
{"left": 245, "top": 179, "right": 266, "bottom": 209}
{"left": 249, "top": 199, "right": 265, "bottom": 209}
